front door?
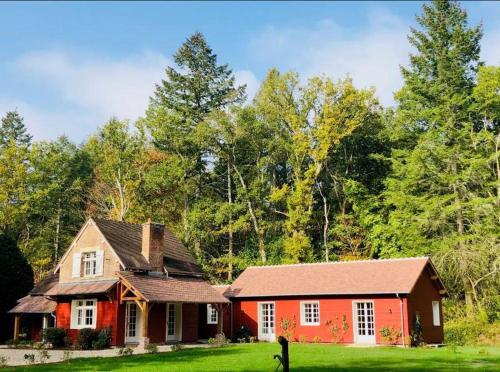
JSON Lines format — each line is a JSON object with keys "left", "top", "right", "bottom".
{"left": 166, "top": 303, "right": 182, "bottom": 342}
{"left": 353, "top": 301, "right": 376, "bottom": 344}
{"left": 258, "top": 302, "right": 275, "bottom": 341}
{"left": 125, "top": 302, "right": 142, "bottom": 343}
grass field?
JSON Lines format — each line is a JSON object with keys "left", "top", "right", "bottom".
{"left": 7, "top": 343, "right": 500, "bottom": 371}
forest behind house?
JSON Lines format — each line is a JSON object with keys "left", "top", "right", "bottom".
{"left": 1, "top": 1, "right": 498, "bottom": 344}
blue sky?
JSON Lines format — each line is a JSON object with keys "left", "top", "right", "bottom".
{"left": 1, "top": 1, "right": 499, "bottom": 142}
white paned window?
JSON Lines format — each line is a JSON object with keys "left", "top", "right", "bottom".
{"left": 432, "top": 301, "right": 440, "bottom": 326}
{"left": 71, "top": 299, "right": 97, "bottom": 329}
{"left": 83, "top": 252, "right": 97, "bottom": 277}
{"left": 207, "top": 304, "right": 218, "bottom": 325}
{"left": 300, "top": 301, "right": 320, "bottom": 325}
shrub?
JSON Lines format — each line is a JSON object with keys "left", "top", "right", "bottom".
{"left": 325, "top": 314, "right": 349, "bottom": 343}
{"left": 208, "top": 333, "right": 230, "bottom": 348}
{"left": 0, "top": 355, "right": 9, "bottom": 367}
{"left": 312, "top": 336, "right": 321, "bottom": 343}
{"left": 249, "top": 336, "right": 257, "bottom": 343}
{"left": 171, "top": 344, "right": 183, "bottom": 352}
{"left": 117, "top": 346, "right": 134, "bottom": 356}
{"left": 445, "top": 318, "right": 499, "bottom": 346}
{"left": 24, "top": 353, "right": 35, "bottom": 365}
{"left": 42, "top": 327, "right": 67, "bottom": 348}
{"left": 379, "top": 326, "right": 401, "bottom": 345}
{"left": 92, "top": 328, "right": 112, "bottom": 350}
{"left": 62, "top": 351, "right": 73, "bottom": 362}
{"left": 77, "top": 328, "right": 97, "bottom": 350}
{"left": 234, "top": 325, "right": 252, "bottom": 343}
{"left": 146, "top": 343, "right": 158, "bottom": 354}
{"left": 298, "top": 335, "right": 307, "bottom": 343}
{"left": 279, "top": 316, "right": 296, "bottom": 341}
{"left": 411, "top": 313, "right": 424, "bottom": 346}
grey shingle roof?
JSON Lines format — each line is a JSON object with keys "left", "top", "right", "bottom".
{"left": 93, "top": 219, "right": 202, "bottom": 276}
{"left": 118, "top": 271, "right": 229, "bottom": 304}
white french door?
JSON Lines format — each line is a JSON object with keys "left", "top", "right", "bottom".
{"left": 258, "top": 302, "right": 275, "bottom": 341}
{"left": 353, "top": 301, "right": 376, "bottom": 344}
{"left": 166, "top": 303, "right": 182, "bottom": 342}
{"left": 125, "top": 302, "right": 142, "bottom": 343}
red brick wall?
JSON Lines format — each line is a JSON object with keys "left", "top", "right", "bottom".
{"left": 181, "top": 303, "right": 198, "bottom": 342}
{"left": 232, "top": 296, "right": 408, "bottom": 344}
{"left": 407, "top": 270, "right": 444, "bottom": 344}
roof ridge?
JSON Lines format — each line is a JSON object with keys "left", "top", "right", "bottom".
{"left": 244, "top": 256, "right": 430, "bottom": 270}
{"left": 93, "top": 218, "right": 141, "bottom": 227}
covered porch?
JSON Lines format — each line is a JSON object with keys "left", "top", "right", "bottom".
{"left": 117, "top": 271, "right": 231, "bottom": 347}
{"left": 9, "top": 295, "right": 57, "bottom": 342}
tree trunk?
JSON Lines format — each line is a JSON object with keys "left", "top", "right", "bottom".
{"left": 54, "top": 199, "right": 61, "bottom": 262}
{"left": 227, "top": 161, "right": 233, "bottom": 281}
{"left": 233, "top": 164, "right": 267, "bottom": 263}
{"left": 318, "top": 184, "right": 329, "bottom": 262}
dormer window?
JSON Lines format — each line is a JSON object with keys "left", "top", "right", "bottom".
{"left": 83, "top": 252, "right": 97, "bottom": 277}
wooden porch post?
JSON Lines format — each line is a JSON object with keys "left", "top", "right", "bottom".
{"left": 216, "top": 304, "right": 223, "bottom": 335}
{"left": 141, "top": 301, "right": 149, "bottom": 338}
{"left": 13, "top": 315, "right": 20, "bottom": 341}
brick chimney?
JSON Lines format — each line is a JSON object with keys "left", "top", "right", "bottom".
{"left": 142, "top": 218, "right": 165, "bottom": 272}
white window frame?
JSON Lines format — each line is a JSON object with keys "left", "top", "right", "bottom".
{"left": 300, "top": 301, "right": 320, "bottom": 326}
{"left": 82, "top": 251, "right": 97, "bottom": 277}
{"left": 207, "top": 304, "right": 218, "bottom": 325}
{"left": 70, "top": 299, "right": 97, "bottom": 329}
{"left": 432, "top": 301, "right": 441, "bottom": 326}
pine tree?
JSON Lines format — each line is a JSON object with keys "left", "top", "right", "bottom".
{"left": 0, "top": 110, "right": 32, "bottom": 148}
{"left": 146, "top": 32, "right": 245, "bottom": 242}
{"left": 378, "top": 0, "right": 498, "bottom": 315}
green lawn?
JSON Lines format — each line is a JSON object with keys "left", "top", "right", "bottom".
{"left": 7, "top": 343, "right": 500, "bottom": 371}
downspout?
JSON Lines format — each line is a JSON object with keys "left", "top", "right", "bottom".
{"left": 50, "top": 312, "right": 57, "bottom": 327}
{"left": 396, "top": 294, "right": 405, "bottom": 347}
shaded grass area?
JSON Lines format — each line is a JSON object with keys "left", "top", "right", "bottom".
{"left": 7, "top": 343, "right": 500, "bottom": 371}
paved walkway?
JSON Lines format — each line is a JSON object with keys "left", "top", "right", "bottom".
{"left": 0, "top": 344, "right": 208, "bottom": 366}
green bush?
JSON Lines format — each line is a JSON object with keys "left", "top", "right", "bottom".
{"left": 233, "top": 325, "right": 252, "bottom": 343}
{"left": 145, "top": 343, "right": 158, "bottom": 354}
{"left": 92, "top": 328, "right": 112, "bottom": 350}
{"left": 77, "top": 328, "right": 97, "bottom": 350}
{"left": 445, "top": 318, "right": 499, "bottom": 346}
{"left": 42, "top": 327, "right": 67, "bottom": 348}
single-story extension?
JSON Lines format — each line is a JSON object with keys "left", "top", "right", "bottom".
{"left": 9, "top": 218, "right": 446, "bottom": 346}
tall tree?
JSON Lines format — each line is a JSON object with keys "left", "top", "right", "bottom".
{"left": 0, "top": 111, "right": 31, "bottom": 238}
{"left": 256, "top": 70, "right": 379, "bottom": 263}
{"left": 85, "top": 118, "right": 148, "bottom": 222}
{"left": 378, "top": 0, "right": 498, "bottom": 315}
{"left": 0, "top": 110, "right": 32, "bottom": 149}
{"left": 146, "top": 32, "right": 245, "bottom": 243}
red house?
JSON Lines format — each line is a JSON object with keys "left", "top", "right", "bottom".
{"left": 9, "top": 218, "right": 230, "bottom": 346}
{"left": 226, "top": 258, "right": 447, "bottom": 345}
{"left": 10, "top": 218, "right": 446, "bottom": 347}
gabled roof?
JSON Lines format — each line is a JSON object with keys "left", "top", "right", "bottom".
{"left": 118, "top": 271, "right": 230, "bottom": 304}
{"left": 93, "top": 219, "right": 202, "bottom": 276}
{"left": 228, "top": 257, "right": 446, "bottom": 298}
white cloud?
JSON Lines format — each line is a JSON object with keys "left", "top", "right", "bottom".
{"left": 0, "top": 97, "right": 98, "bottom": 142}
{"left": 234, "top": 69, "right": 260, "bottom": 101}
{"left": 17, "top": 50, "right": 170, "bottom": 124}
{"left": 249, "top": 11, "right": 412, "bottom": 106}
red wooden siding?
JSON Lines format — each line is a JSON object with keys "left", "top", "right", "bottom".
{"left": 232, "top": 296, "right": 410, "bottom": 344}
{"left": 55, "top": 286, "right": 124, "bottom": 346}
{"left": 181, "top": 303, "right": 199, "bottom": 342}
{"left": 407, "top": 271, "right": 444, "bottom": 344}
{"left": 148, "top": 303, "right": 167, "bottom": 343}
